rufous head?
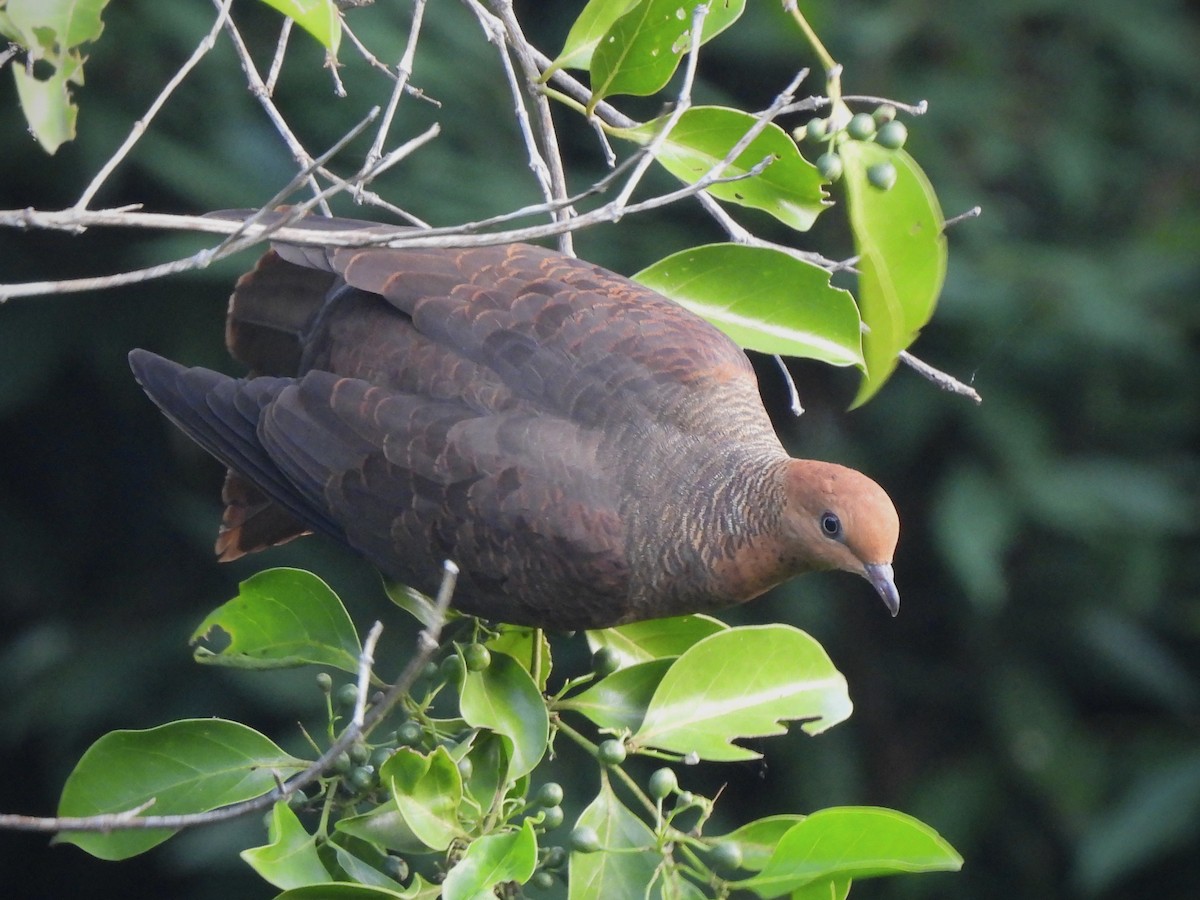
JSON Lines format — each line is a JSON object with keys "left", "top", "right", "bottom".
{"left": 782, "top": 459, "right": 901, "bottom": 615}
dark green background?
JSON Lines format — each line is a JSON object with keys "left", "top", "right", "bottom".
{"left": 1, "top": 1, "right": 1197, "bottom": 898}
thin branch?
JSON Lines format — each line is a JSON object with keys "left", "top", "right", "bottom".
{"left": 899, "top": 350, "right": 983, "bottom": 403}
{"left": 944, "top": 205, "right": 982, "bottom": 230}
{"left": 218, "top": 0, "right": 330, "bottom": 214}
{"left": 264, "top": 16, "right": 293, "bottom": 96}
{"left": 484, "top": 0, "right": 576, "bottom": 254}
{"left": 74, "top": 0, "right": 234, "bottom": 210}
{"left": 362, "top": 0, "right": 428, "bottom": 176}
{"left": 0, "top": 561, "right": 459, "bottom": 835}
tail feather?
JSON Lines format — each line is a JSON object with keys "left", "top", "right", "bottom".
{"left": 128, "top": 349, "right": 340, "bottom": 550}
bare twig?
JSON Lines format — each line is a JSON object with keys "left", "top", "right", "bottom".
{"left": 74, "top": 0, "right": 234, "bottom": 210}
{"left": 362, "top": 0, "right": 428, "bottom": 178}
{"left": 0, "top": 560, "right": 459, "bottom": 835}
{"left": 264, "top": 16, "right": 293, "bottom": 96}
{"left": 899, "top": 350, "right": 983, "bottom": 403}
{"left": 218, "top": 0, "right": 331, "bottom": 214}
{"left": 944, "top": 205, "right": 982, "bottom": 230}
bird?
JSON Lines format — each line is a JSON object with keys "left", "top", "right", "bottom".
{"left": 129, "top": 212, "right": 900, "bottom": 631}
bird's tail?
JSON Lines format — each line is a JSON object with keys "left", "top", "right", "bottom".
{"left": 225, "top": 249, "right": 336, "bottom": 376}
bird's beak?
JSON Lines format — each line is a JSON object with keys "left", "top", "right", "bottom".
{"left": 865, "top": 563, "right": 900, "bottom": 617}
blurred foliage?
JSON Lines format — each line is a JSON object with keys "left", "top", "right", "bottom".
{"left": 1, "top": 1, "right": 1198, "bottom": 899}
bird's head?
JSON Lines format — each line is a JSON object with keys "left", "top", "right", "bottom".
{"left": 782, "top": 459, "right": 901, "bottom": 615}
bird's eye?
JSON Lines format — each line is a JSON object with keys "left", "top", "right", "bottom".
{"left": 820, "top": 512, "right": 842, "bottom": 538}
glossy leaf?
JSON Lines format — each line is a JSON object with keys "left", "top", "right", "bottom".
{"left": 442, "top": 819, "right": 538, "bottom": 900}
{"left": 839, "top": 141, "right": 946, "bottom": 406}
{"left": 326, "top": 833, "right": 407, "bottom": 891}
{"left": 460, "top": 651, "right": 548, "bottom": 779}
{"left": 559, "top": 659, "right": 672, "bottom": 733}
{"left": 735, "top": 807, "right": 962, "bottom": 897}
{"left": 791, "top": 877, "right": 852, "bottom": 900}
{"left": 587, "top": 614, "right": 727, "bottom": 668}
{"left": 550, "top": 0, "right": 639, "bottom": 72}
{"left": 712, "top": 814, "right": 807, "bottom": 872}
{"left": 56, "top": 719, "right": 305, "bottom": 859}
{"left": 569, "top": 779, "right": 658, "bottom": 900}
{"left": 191, "top": 568, "right": 361, "bottom": 673}
{"left": 255, "top": 0, "right": 341, "bottom": 55}
{"left": 635, "top": 244, "right": 864, "bottom": 367}
{"left": 381, "top": 746, "right": 464, "bottom": 851}
{"left": 487, "top": 626, "right": 553, "bottom": 691}
{"left": 587, "top": 0, "right": 744, "bottom": 109}
{"left": 614, "top": 106, "right": 828, "bottom": 231}
{"left": 335, "top": 803, "right": 434, "bottom": 856}
{"left": 275, "top": 883, "right": 432, "bottom": 900}
{"left": 632, "top": 625, "right": 852, "bottom": 761}
{"left": 241, "top": 801, "right": 330, "bottom": 889}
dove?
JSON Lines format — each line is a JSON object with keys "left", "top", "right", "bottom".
{"left": 130, "top": 213, "right": 900, "bottom": 629}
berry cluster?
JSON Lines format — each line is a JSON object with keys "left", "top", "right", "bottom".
{"left": 796, "top": 104, "right": 908, "bottom": 190}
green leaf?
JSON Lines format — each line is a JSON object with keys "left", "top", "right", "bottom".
{"left": 459, "top": 651, "right": 549, "bottom": 779}
{"left": 275, "top": 883, "right": 428, "bottom": 900}
{"left": 635, "top": 244, "right": 864, "bottom": 367}
{"left": 549, "top": 0, "right": 639, "bottom": 72}
{"left": 241, "top": 801, "right": 331, "bottom": 889}
{"left": 587, "top": 614, "right": 727, "bottom": 668}
{"left": 382, "top": 577, "right": 450, "bottom": 631}
{"left": 587, "top": 0, "right": 744, "bottom": 109}
{"left": 255, "top": 0, "right": 341, "bottom": 56}
{"left": 56, "top": 719, "right": 305, "bottom": 859}
{"left": 191, "top": 568, "right": 361, "bottom": 672}
{"left": 569, "top": 779, "right": 658, "bottom": 900}
{"left": 614, "top": 106, "right": 828, "bottom": 231}
{"left": 712, "top": 814, "right": 807, "bottom": 872}
{"left": 325, "top": 833, "right": 407, "bottom": 890}
{"left": 839, "top": 142, "right": 946, "bottom": 407}
{"left": 631, "top": 625, "right": 852, "bottom": 761}
{"left": 381, "top": 746, "right": 464, "bottom": 851}
{"left": 459, "top": 731, "right": 511, "bottom": 811}
{"left": 734, "top": 807, "right": 962, "bottom": 897}
{"left": 2, "top": 0, "right": 111, "bottom": 153}
{"left": 487, "top": 626, "right": 552, "bottom": 691}
{"left": 558, "top": 659, "right": 672, "bottom": 733}
{"left": 335, "top": 803, "right": 435, "bottom": 856}
{"left": 790, "top": 877, "right": 851, "bottom": 900}
{"left": 442, "top": 819, "right": 538, "bottom": 900}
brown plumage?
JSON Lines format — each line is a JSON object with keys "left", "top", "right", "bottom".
{"left": 129, "top": 213, "right": 900, "bottom": 630}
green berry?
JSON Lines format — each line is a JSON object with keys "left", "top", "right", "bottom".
{"left": 316, "top": 672, "right": 333, "bottom": 693}
{"left": 847, "top": 112, "right": 876, "bottom": 141}
{"left": 287, "top": 788, "right": 308, "bottom": 809}
{"left": 804, "top": 117, "right": 828, "bottom": 143}
{"left": 648, "top": 767, "right": 677, "bottom": 800}
{"left": 463, "top": 643, "right": 491, "bottom": 672}
{"left": 531, "top": 871, "right": 555, "bottom": 890}
{"left": 335, "top": 683, "right": 359, "bottom": 708}
{"left": 370, "top": 746, "right": 395, "bottom": 769}
{"left": 395, "top": 721, "right": 423, "bottom": 747}
{"left": 348, "top": 765, "right": 377, "bottom": 791}
{"left": 816, "top": 152, "right": 843, "bottom": 182}
{"left": 876, "top": 120, "right": 908, "bottom": 150}
{"left": 542, "top": 846, "right": 567, "bottom": 870}
{"left": 873, "top": 103, "right": 897, "bottom": 125}
{"left": 330, "top": 750, "right": 353, "bottom": 774}
{"left": 349, "top": 742, "right": 370, "bottom": 765}
{"left": 569, "top": 825, "right": 602, "bottom": 854}
{"left": 536, "top": 782, "right": 564, "bottom": 808}
{"left": 420, "top": 660, "right": 439, "bottom": 682}
{"left": 591, "top": 647, "right": 620, "bottom": 678}
{"left": 440, "top": 652, "right": 466, "bottom": 685}
{"left": 709, "top": 841, "right": 744, "bottom": 871}
{"left": 539, "top": 805, "right": 564, "bottom": 830}
{"left": 382, "top": 855, "right": 409, "bottom": 880}
{"left": 597, "top": 739, "right": 627, "bottom": 766}
{"left": 456, "top": 756, "right": 474, "bottom": 781}
{"left": 867, "top": 161, "right": 897, "bottom": 191}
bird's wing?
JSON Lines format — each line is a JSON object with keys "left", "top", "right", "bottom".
{"left": 130, "top": 351, "right": 629, "bottom": 626}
